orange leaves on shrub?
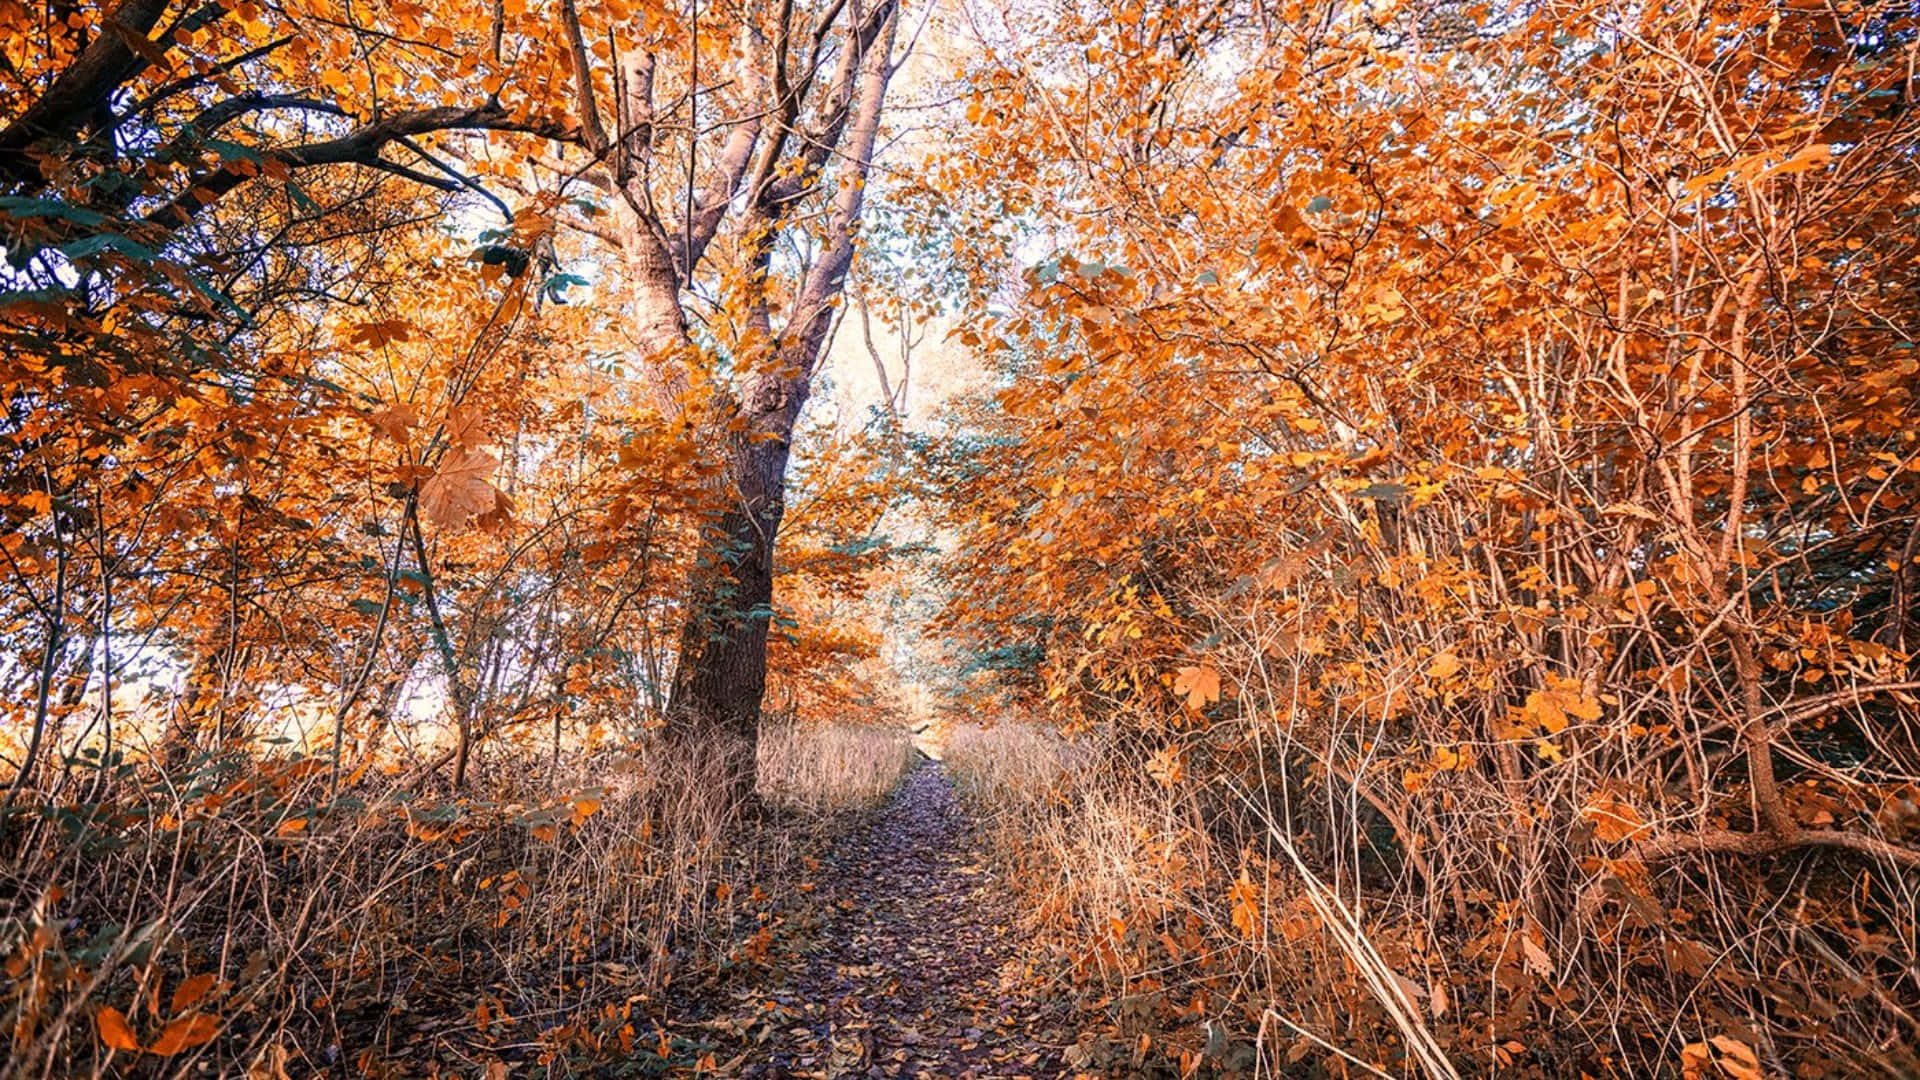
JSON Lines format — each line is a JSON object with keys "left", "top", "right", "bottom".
{"left": 1405, "top": 744, "right": 1473, "bottom": 792}
{"left": 1682, "top": 1035, "right": 1764, "bottom": 1080}
{"left": 1146, "top": 746, "right": 1185, "bottom": 788}
{"left": 1227, "top": 872, "right": 1261, "bottom": 938}
{"left": 1582, "top": 794, "right": 1650, "bottom": 845}
{"left": 1522, "top": 673, "right": 1601, "bottom": 734}
{"left": 569, "top": 793, "right": 604, "bottom": 826}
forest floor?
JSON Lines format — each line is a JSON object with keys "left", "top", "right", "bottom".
{"left": 684, "top": 762, "right": 1077, "bottom": 1079}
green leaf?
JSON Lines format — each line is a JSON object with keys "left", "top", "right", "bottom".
{"left": 58, "top": 234, "right": 162, "bottom": 262}
{"left": 0, "top": 196, "right": 108, "bottom": 227}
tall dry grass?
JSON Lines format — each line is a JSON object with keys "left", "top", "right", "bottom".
{"left": 942, "top": 727, "right": 1231, "bottom": 1051}
{"left": 948, "top": 720, "right": 1472, "bottom": 1077}
{"left": 951, "top": 675, "right": 1920, "bottom": 1079}
{"left": 0, "top": 722, "right": 911, "bottom": 1079}
{"left": 757, "top": 721, "right": 915, "bottom": 814}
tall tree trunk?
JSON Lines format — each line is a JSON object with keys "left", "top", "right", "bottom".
{"left": 661, "top": 0, "right": 895, "bottom": 792}
{"left": 666, "top": 376, "right": 807, "bottom": 786}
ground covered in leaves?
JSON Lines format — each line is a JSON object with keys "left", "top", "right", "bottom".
{"left": 683, "top": 762, "right": 1076, "bottom": 1078}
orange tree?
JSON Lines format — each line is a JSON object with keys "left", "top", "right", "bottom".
{"left": 4, "top": 0, "right": 919, "bottom": 792}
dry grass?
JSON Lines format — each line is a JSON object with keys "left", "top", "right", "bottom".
{"left": 756, "top": 721, "right": 914, "bottom": 814}
{"left": 0, "top": 722, "right": 910, "bottom": 1079}
{"left": 949, "top": 720, "right": 1470, "bottom": 1076}
{"left": 943, "top": 725, "right": 1239, "bottom": 1059}
{"left": 949, "top": 679, "right": 1920, "bottom": 1078}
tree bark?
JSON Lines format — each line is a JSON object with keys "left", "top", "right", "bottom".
{"left": 550, "top": 0, "right": 900, "bottom": 800}
{"left": 667, "top": 379, "right": 807, "bottom": 742}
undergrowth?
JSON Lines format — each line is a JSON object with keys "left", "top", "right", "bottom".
{"left": 1, "top": 722, "right": 911, "bottom": 1079}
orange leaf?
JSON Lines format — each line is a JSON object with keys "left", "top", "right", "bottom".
{"left": 1524, "top": 674, "right": 1600, "bottom": 733}
{"left": 1708, "top": 1035, "right": 1762, "bottom": 1080}
{"left": 367, "top": 403, "right": 418, "bottom": 444}
{"left": 1227, "top": 871, "right": 1261, "bottom": 937}
{"left": 444, "top": 405, "right": 488, "bottom": 450}
{"left": 1147, "top": 746, "right": 1185, "bottom": 788}
{"left": 1172, "top": 665, "right": 1221, "bottom": 711}
{"left": 97, "top": 1006, "right": 141, "bottom": 1053}
{"left": 149, "top": 1013, "right": 220, "bottom": 1056}
{"left": 1581, "top": 795, "right": 1649, "bottom": 845}
{"left": 419, "top": 447, "right": 500, "bottom": 529}
{"left": 172, "top": 973, "right": 217, "bottom": 1014}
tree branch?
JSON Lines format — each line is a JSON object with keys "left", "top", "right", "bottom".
{"left": 144, "top": 104, "right": 576, "bottom": 230}
{"left": 0, "top": 0, "right": 176, "bottom": 188}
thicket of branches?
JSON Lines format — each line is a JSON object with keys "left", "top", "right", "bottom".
{"left": 928, "top": 1, "right": 1920, "bottom": 1075}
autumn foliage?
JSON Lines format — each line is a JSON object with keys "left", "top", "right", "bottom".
{"left": 8, "top": 0, "right": 1920, "bottom": 1076}
{"left": 924, "top": 0, "right": 1920, "bottom": 1076}
{"left": 2, "top": 0, "right": 917, "bottom": 1071}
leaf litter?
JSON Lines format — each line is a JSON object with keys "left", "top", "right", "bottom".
{"left": 688, "top": 763, "right": 1075, "bottom": 1078}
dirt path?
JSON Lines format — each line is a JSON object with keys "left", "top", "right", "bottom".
{"left": 728, "top": 762, "right": 1071, "bottom": 1079}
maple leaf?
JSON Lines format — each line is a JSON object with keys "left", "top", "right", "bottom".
{"left": 1172, "top": 665, "right": 1221, "bottom": 711}
{"left": 443, "top": 404, "right": 488, "bottom": 450}
{"left": 350, "top": 318, "right": 414, "bottom": 347}
{"left": 367, "top": 403, "right": 418, "bottom": 444}
{"left": 419, "top": 447, "right": 500, "bottom": 529}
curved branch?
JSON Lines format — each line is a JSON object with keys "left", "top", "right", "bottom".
{"left": 144, "top": 104, "right": 577, "bottom": 230}
{"left": 1629, "top": 825, "right": 1920, "bottom": 870}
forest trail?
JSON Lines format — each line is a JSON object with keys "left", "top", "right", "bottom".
{"left": 721, "top": 763, "right": 1071, "bottom": 1079}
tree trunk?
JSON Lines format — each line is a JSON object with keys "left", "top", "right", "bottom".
{"left": 666, "top": 382, "right": 805, "bottom": 797}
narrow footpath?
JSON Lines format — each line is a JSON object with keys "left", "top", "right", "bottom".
{"left": 722, "top": 763, "right": 1073, "bottom": 1079}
